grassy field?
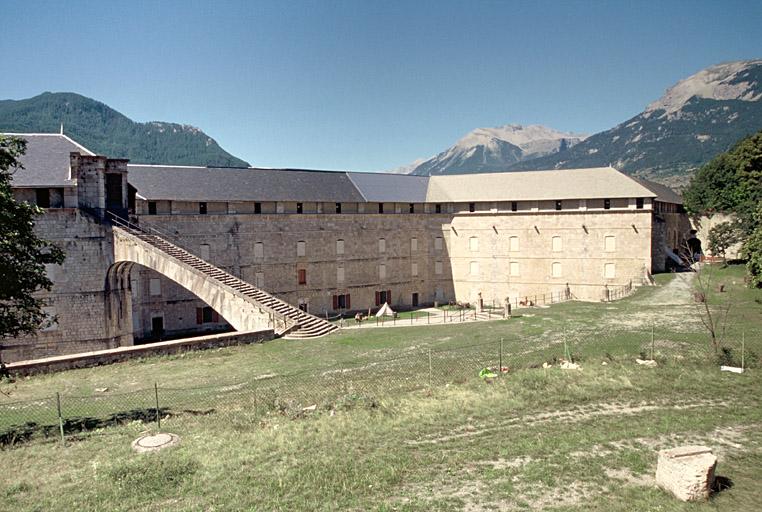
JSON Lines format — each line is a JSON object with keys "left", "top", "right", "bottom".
{"left": 1, "top": 264, "right": 761, "bottom": 510}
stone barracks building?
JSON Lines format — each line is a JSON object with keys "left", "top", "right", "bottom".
{"left": 3, "top": 133, "right": 690, "bottom": 362}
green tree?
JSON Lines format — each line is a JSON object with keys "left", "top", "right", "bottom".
{"left": 683, "top": 130, "right": 762, "bottom": 286}
{"left": 0, "top": 136, "right": 65, "bottom": 344}
{"left": 707, "top": 221, "right": 741, "bottom": 262}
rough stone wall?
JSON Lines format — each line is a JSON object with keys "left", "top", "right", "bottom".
{"left": 1, "top": 209, "right": 133, "bottom": 363}
{"left": 131, "top": 206, "right": 654, "bottom": 338}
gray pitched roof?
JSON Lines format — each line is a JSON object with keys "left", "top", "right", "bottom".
{"left": 425, "top": 167, "right": 657, "bottom": 202}
{"left": 631, "top": 178, "right": 683, "bottom": 204}
{"left": 4, "top": 133, "right": 93, "bottom": 187}
{"left": 127, "top": 165, "right": 366, "bottom": 202}
{"left": 346, "top": 171, "right": 429, "bottom": 203}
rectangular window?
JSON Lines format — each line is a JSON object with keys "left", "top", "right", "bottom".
{"left": 254, "top": 242, "right": 264, "bottom": 258}
{"left": 148, "top": 201, "right": 157, "bottom": 215}
{"left": 378, "top": 203, "right": 384, "bottom": 214}
{"left": 333, "top": 294, "right": 350, "bottom": 310}
{"left": 199, "top": 202, "right": 208, "bottom": 215}
{"left": 509, "top": 261, "right": 520, "bottom": 276}
{"left": 378, "top": 238, "right": 386, "bottom": 253}
{"left": 410, "top": 237, "right": 418, "bottom": 252}
{"left": 296, "top": 240, "right": 306, "bottom": 257}
{"left": 254, "top": 202, "right": 262, "bottom": 214}
{"left": 335, "top": 202, "right": 342, "bottom": 214}
{"left": 469, "top": 261, "right": 479, "bottom": 276}
{"left": 552, "top": 261, "right": 562, "bottom": 277}
{"left": 552, "top": 236, "right": 562, "bottom": 252}
{"left": 196, "top": 306, "right": 219, "bottom": 324}
{"left": 636, "top": 198, "right": 644, "bottom": 209}
{"left": 411, "top": 262, "right": 419, "bottom": 276}
{"left": 435, "top": 203, "right": 442, "bottom": 214}
{"left": 199, "top": 244, "right": 211, "bottom": 260}
{"left": 604, "top": 198, "right": 611, "bottom": 210}
{"left": 604, "top": 263, "right": 616, "bottom": 279}
{"left": 509, "top": 236, "right": 519, "bottom": 252}
{"left": 35, "top": 188, "right": 51, "bottom": 208}
{"left": 149, "top": 278, "right": 161, "bottom": 296}
{"left": 375, "top": 289, "right": 391, "bottom": 306}
{"left": 435, "top": 261, "right": 443, "bottom": 275}
{"left": 604, "top": 235, "right": 616, "bottom": 252}
{"left": 296, "top": 202, "right": 303, "bottom": 214}
{"left": 379, "top": 263, "right": 386, "bottom": 279}
{"left": 297, "top": 268, "right": 307, "bottom": 285}
{"left": 41, "top": 306, "right": 57, "bottom": 332}
{"left": 511, "top": 201, "right": 518, "bottom": 212}
{"left": 255, "top": 272, "right": 264, "bottom": 288}
{"left": 435, "top": 236, "right": 443, "bottom": 251}
{"left": 469, "top": 202, "right": 475, "bottom": 212}
{"left": 337, "top": 266, "right": 345, "bottom": 283}
{"left": 336, "top": 239, "right": 345, "bottom": 255}
{"left": 409, "top": 203, "right": 415, "bottom": 213}
{"left": 555, "top": 200, "right": 562, "bottom": 211}
{"left": 469, "top": 236, "right": 479, "bottom": 252}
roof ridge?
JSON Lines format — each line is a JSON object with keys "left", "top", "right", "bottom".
{"left": 345, "top": 172, "right": 369, "bottom": 201}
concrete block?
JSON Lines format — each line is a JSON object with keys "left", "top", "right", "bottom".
{"left": 656, "top": 445, "right": 716, "bottom": 501}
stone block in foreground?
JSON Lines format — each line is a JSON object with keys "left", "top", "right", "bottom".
{"left": 656, "top": 445, "right": 717, "bottom": 501}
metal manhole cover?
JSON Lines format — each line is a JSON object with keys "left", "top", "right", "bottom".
{"left": 131, "top": 432, "right": 180, "bottom": 453}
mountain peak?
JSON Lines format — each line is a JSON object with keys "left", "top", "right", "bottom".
{"left": 646, "top": 59, "right": 762, "bottom": 115}
{"left": 405, "top": 124, "right": 587, "bottom": 176}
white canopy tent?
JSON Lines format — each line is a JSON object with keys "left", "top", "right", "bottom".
{"left": 375, "top": 302, "right": 395, "bottom": 317}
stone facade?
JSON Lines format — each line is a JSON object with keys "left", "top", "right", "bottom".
{"left": 1, "top": 209, "right": 133, "bottom": 362}
{"left": 3, "top": 135, "right": 694, "bottom": 359}
{"left": 128, "top": 200, "right": 656, "bottom": 339}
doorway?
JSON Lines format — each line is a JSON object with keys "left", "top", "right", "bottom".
{"left": 412, "top": 292, "right": 419, "bottom": 307}
{"left": 105, "top": 173, "right": 123, "bottom": 211}
{"left": 151, "top": 316, "right": 164, "bottom": 339}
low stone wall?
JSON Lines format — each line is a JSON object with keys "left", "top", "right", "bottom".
{"left": 5, "top": 329, "right": 275, "bottom": 376}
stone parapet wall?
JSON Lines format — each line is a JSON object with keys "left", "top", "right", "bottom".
{"left": 6, "top": 329, "right": 274, "bottom": 376}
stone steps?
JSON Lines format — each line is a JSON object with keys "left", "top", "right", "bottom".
{"left": 126, "top": 229, "right": 338, "bottom": 339}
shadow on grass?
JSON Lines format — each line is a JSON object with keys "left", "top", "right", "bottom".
{"left": 0, "top": 407, "right": 167, "bottom": 447}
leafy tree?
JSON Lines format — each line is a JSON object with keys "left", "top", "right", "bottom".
{"left": 742, "top": 205, "right": 762, "bottom": 288}
{"left": 707, "top": 221, "right": 741, "bottom": 262}
{"left": 0, "top": 136, "right": 65, "bottom": 344}
{"left": 683, "top": 130, "right": 762, "bottom": 286}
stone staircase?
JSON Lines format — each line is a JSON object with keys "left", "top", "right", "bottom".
{"left": 118, "top": 227, "right": 338, "bottom": 339}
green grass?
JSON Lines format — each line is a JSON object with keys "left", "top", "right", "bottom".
{"left": 1, "top": 264, "right": 761, "bottom": 510}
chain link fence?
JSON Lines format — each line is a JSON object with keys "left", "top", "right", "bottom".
{"left": 1, "top": 325, "right": 758, "bottom": 447}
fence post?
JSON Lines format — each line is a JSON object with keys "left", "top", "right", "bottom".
{"left": 154, "top": 382, "right": 161, "bottom": 430}
{"left": 651, "top": 324, "right": 655, "bottom": 360}
{"left": 741, "top": 331, "right": 745, "bottom": 370}
{"left": 499, "top": 338, "right": 503, "bottom": 373}
{"left": 427, "top": 311, "right": 430, "bottom": 324}
{"left": 428, "top": 349, "right": 433, "bottom": 390}
{"left": 56, "top": 392, "right": 65, "bottom": 446}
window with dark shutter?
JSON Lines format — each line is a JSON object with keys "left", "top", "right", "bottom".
{"left": 298, "top": 269, "right": 307, "bottom": 285}
{"left": 409, "top": 203, "right": 415, "bottom": 213}
{"left": 435, "top": 203, "right": 442, "bottom": 213}
{"left": 346, "top": 294, "right": 351, "bottom": 309}
{"left": 196, "top": 308, "right": 203, "bottom": 324}
{"left": 199, "top": 202, "right": 208, "bottom": 214}
{"left": 36, "top": 189, "right": 50, "bottom": 208}
{"left": 335, "top": 202, "right": 342, "bottom": 214}
{"left": 296, "top": 202, "right": 303, "bottom": 214}
{"left": 148, "top": 201, "right": 157, "bottom": 215}
{"left": 636, "top": 198, "right": 644, "bottom": 209}
{"left": 378, "top": 203, "right": 384, "bottom": 214}
{"left": 375, "top": 291, "right": 381, "bottom": 306}
{"left": 254, "top": 202, "right": 262, "bottom": 214}
{"left": 333, "top": 295, "right": 339, "bottom": 310}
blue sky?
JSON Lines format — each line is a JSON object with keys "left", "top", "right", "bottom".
{"left": 2, "top": 0, "right": 760, "bottom": 170}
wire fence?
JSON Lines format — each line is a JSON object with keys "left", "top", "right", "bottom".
{"left": 1, "top": 325, "right": 758, "bottom": 447}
